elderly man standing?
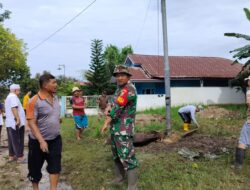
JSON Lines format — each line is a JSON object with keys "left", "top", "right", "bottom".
{"left": 101, "top": 65, "right": 139, "bottom": 190}
{"left": 5, "top": 84, "right": 26, "bottom": 163}
{"left": 26, "top": 74, "right": 61, "bottom": 190}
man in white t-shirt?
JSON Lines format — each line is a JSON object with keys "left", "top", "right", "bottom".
{"left": 5, "top": 84, "right": 26, "bottom": 163}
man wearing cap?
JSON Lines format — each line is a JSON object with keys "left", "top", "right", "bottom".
{"left": 4, "top": 84, "right": 26, "bottom": 163}
{"left": 72, "top": 87, "right": 88, "bottom": 140}
{"left": 178, "top": 105, "right": 202, "bottom": 131}
{"left": 233, "top": 76, "right": 250, "bottom": 169}
{"left": 101, "top": 65, "right": 138, "bottom": 190}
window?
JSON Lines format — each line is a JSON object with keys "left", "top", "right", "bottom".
{"left": 142, "top": 89, "right": 155, "bottom": 94}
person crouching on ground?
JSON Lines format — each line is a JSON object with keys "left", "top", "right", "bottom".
{"left": 233, "top": 76, "right": 250, "bottom": 169}
{"left": 178, "top": 105, "right": 202, "bottom": 131}
{"left": 71, "top": 87, "right": 88, "bottom": 140}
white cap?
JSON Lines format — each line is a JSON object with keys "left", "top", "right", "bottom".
{"left": 72, "top": 87, "right": 80, "bottom": 93}
{"left": 9, "top": 84, "right": 20, "bottom": 90}
{"left": 197, "top": 105, "right": 204, "bottom": 110}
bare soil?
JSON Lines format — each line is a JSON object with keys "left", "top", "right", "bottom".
{"left": 197, "top": 106, "right": 243, "bottom": 120}
{"left": 137, "top": 133, "right": 237, "bottom": 154}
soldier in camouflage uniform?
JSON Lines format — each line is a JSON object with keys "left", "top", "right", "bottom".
{"left": 101, "top": 65, "right": 138, "bottom": 190}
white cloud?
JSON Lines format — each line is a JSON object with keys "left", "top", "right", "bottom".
{"left": 1, "top": 0, "right": 250, "bottom": 78}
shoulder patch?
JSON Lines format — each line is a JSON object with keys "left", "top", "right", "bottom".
{"left": 116, "top": 87, "right": 129, "bottom": 106}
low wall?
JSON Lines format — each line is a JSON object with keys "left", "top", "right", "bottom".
{"left": 136, "top": 87, "right": 245, "bottom": 111}
{"left": 61, "top": 87, "right": 245, "bottom": 115}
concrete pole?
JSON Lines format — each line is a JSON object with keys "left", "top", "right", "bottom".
{"left": 161, "top": 0, "right": 171, "bottom": 135}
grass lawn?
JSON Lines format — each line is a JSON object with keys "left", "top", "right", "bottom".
{"left": 60, "top": 105, "right": 250, "bottom": 190}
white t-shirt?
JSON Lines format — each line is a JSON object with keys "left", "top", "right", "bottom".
{"left": 5, "top": 93, "right": 25, "bottom": 129}
{"left": 178, "top": 105, "right": 198, "bottom": 125}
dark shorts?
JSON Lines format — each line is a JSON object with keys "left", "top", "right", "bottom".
{"left": 178, "top": 112, "right": 192, "bottom": 124}
{"left": 27, "top": 135, "right": 62, "bottom": 183}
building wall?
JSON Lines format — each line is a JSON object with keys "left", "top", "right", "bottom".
{"left": 135, "top": 79, "right": 230, "bottom": 94}
{"left": 136, "top": 87, "right": 245, "bottom": 111}
{"left": 61, "top": 87, "right": 245, "bottom": 115}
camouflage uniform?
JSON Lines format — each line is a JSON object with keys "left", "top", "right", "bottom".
{"left": 109, "top": 81, "right": 138, "bottom": 171}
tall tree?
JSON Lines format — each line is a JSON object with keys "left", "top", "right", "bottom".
{"left": 104, "top": 44, "right": 133, "bottom": 78}
{"left": 225, "top": 8, "right": 250, "bottom": 88}
{"left": 85, "top": 39, "right": 109, "bottom": 95}
{"left": 104, "top": 45, "right": 120, "bottom": 77}
{"left": 119, "top": 45, "right": 133, "bottom": 64}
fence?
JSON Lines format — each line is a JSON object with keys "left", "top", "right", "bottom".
{"left": 60, "top": 87, "right": 245, "bottom": 116}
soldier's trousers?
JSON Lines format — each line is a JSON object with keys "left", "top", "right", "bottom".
{"left": 111, "top": 134, "right": 138, "bottom": 170}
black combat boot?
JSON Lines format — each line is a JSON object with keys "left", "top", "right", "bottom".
{"left": 110, "top": 159, "right": 125, "bottom": 186}
{"left": 127, "top": 168, "right": 138, "bottom": 190}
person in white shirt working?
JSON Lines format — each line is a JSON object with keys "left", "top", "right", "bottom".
{"left": 178, "top": 105, "right": 202, "bottom": 131}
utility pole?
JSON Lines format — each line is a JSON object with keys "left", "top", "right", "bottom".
{"left": 161, "top": 0, "right": 171, "bottom": 135}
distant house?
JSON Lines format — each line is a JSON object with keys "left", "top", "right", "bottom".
{"left": 124, "top": 54, "right": 242, "bottom": 94}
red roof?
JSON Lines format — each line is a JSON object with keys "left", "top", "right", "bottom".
{"left": 128, "top": 67, "right": 151, "bottom": 81}
{"left": 127, "top": 54, "right": 242, "bottom": 79}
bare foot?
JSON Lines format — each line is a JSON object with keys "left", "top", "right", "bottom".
{"left": 8, "top": 156, "right": 16, "bottom": 163}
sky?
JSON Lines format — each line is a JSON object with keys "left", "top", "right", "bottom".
{"left": 1, "top": 0, "right": 250, "bottom": 80}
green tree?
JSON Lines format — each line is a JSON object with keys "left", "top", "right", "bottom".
{"left": 104, "top": 44, "right": 133, "bottom": 78}
{"left": 56, "top": 75, "right": 78, "bottom": 96}
{"left": 225, "top": 8, "right": 250, "bottom": 88}
{"left": 85, "top": 39, "right": 109, "bottom": 95}
{"left": 119, "top": 45, "right": 133, "bottom": 64}
{"left": 0, "top": 25, "right": 30, "bottom": 100}
{"left": 0, "top": 3, "right": 11, "bottom": 23}
{"left": 104, "top": 45, "right": 120, "bottom": 77}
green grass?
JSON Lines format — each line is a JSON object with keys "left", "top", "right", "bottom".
{"left": 60, "top": 105, "right": 250, "bottom": 190}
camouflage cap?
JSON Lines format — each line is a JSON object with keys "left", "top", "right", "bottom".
{"left": 113, "top": 65, "right": 132, "bottom": 77}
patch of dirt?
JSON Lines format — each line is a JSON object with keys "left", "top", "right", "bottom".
{"left": 0, "top": 127, "right": 72, "bottom": 190}
{"left": 198, "top": 106, "right": 233, "bottom": 119}
{"left": 137, "top": 133, "right": 237, "bottom": 154}
{"left": 136, "top": 114, "right": 165, "bottom": 126}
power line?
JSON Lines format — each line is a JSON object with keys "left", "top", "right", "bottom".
{"left": 29, "top": 0, "right": 97, "bottom": 52}
{"left": 135, "top": 0, "right": 151, "bottom": 50}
